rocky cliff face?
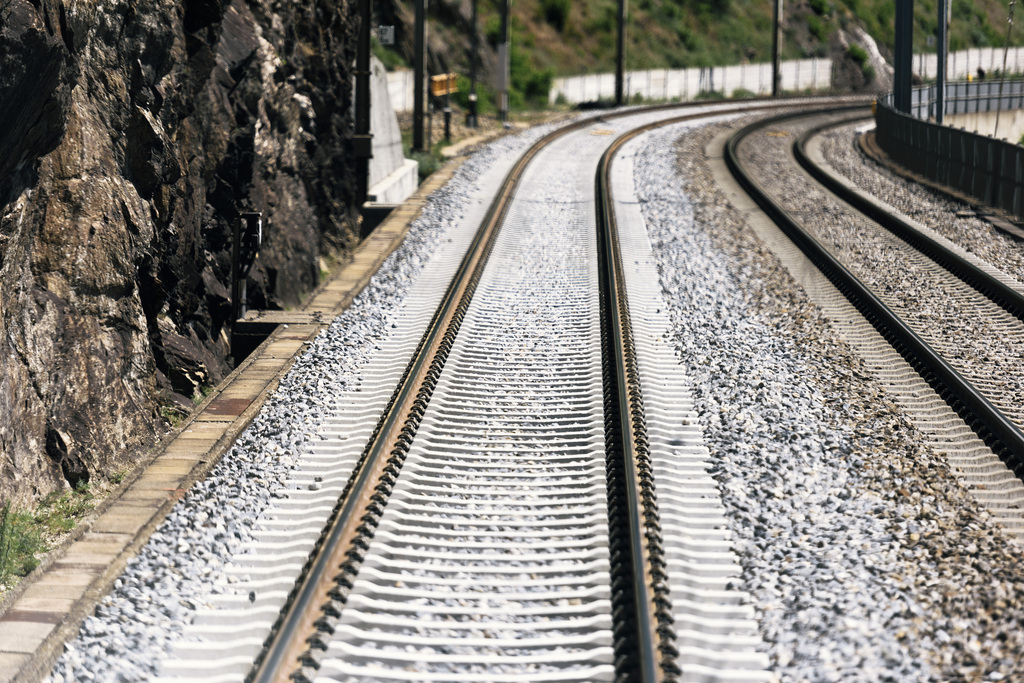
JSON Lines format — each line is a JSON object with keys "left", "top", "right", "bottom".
{"left": 0, "top": 0, "right": 359, "bottom": 504}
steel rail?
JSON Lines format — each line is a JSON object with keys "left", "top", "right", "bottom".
{"left": 794, "top": 116, "right": 1024, "bottom": 324}
{"left": 596, "top": 131, "right": 663, "bottom": 683}
{"left": 590, "top": 105, "right": 829, "bottom": 682}
{"left": 725, "top": 109, "right": 1024, "bottom": 482}
{"left": 247, "top": 116, "right": 599, "bottom": 683}
{"left": 594, "top": 127, "right": 673, "bottom": 683}
{"left": 250, "top": 98, "right": 861, "bottom": 683}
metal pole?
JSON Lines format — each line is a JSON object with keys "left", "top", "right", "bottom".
{"left": 615, "top": 0, "right": 627, "bottom": 106}
{"left": 413, "top": 0, "right": 426, "bottom": 151}
{"left": 231, "top": 216, "right": 241, "bottom": 327}
{"left": 772, "top": 0, "right": 783, "bottom": 96}
{"left": 467, "top": 0, "right": 478, "bottom": 127}
{"left": 995, "top": 0, "right": 1011, "bottom": 139}
{"left": 894, "top": 0, "right": 913, "bottom": 114}
{"left": 354, "top": 0, "right": 373, "bottom": 206}
{"left": 444, "top": 92, "right": 451, "bottom": 141}
{"left": 937, "top": 0, "right": 947, "bottom": 123}
{"left": 499, "top": 0, "right": 510, "bottom": 122}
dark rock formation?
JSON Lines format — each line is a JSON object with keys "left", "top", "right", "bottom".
{"left": 0, "top": 0, "right": 359, "bottom": 504}
{"left": 376, "top": 0, "right": 497, "bottom": 79}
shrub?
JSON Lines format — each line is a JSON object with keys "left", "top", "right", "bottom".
{"left": 809, "top": 0, "right": 831, "bottom": 15}
{"left": 36, "top": 483, "right": 94, "bottom": 536}
{"left": 848, "top": 44, "right": 869, "bottom": 65}
{"left": 372, "top": 38, "right": 407, "bottom": 71}
{"left": 586, "top": 4, "right": 617, "bottom": 34}
{"left": 808, "top": 15, "right": 830, "bottom": 43}
{"left": 485, "top": 15, "right": 503, "bottom": 46}
{"left": 454, "top": 75, "right": 496, "bottom": 115}
{"left": 411, "top": 150, "right": 440, "bottom": 181}
{"left": 696, "top": 89, "right": 726, "bottom": 100}
{"left": 510, "top": 50, "right": 554, "bottom": 106}
{"left": 540, "top": 0, "right": 571, "bottom": 33}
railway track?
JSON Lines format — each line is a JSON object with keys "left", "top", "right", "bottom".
{"left": 39, "top": 95, "right": 1024, "bottom": 683}
{"left": 725, "top": 108, "right": 1024, "bottom": 534}
{"left": 144, "top": 102, "right": 825, "bottom": 683}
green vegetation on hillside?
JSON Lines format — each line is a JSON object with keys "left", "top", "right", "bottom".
{"left": 469, "top": 0, "right": 1024, "bottom": 77}
{"left": 373, "top": 0, "right": 1024, "bottom": 111}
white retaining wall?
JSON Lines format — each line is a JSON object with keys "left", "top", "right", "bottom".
{"left": 913, "top": 47, "right": 1024, "bottom": 81}
{"left": 383, "top": 48, "right": 1024, "bottom": 112}
{"left": 550, "top": 59, "right": 833, "bottom": 104}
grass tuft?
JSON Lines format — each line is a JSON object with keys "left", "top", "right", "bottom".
{"left": 0, "top": 502, "right": 44, "bottom": 586}
{"left": 36, "top": 483, "right": 95, "bottom": 537}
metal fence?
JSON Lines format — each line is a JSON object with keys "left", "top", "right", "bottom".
{"left": 908, "top": 80, "right": 1024, "bottom": 119}
{"left": 876, "top": 88, "right": 1024, "bottom": 218}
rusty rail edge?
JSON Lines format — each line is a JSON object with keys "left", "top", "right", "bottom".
{"left": 596, "top": 127, "right": 675, "bottom": 683}
{"left": 246, "top": 113, "right": 616, "bottom": 683}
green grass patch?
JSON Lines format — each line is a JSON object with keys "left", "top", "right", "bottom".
{"left": 109, "top": 467, "right": 130, "bottom": 485}
{"left": 0, "top": 503, "right": 44, "bottom": 585}
{"left": 36, "top": 483, "right": 95, "bottom": 536}
{"left": 372, "top": 36, "right": 407, "bottom": 71}
{"left": 0, "top": 483, "right": 97, "bottom": 593}
{"left": 695, "top": 89, "right": 727, "bottom": 100}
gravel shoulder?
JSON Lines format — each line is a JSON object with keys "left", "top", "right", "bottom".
{"left": 43, "top": 120, "right": 575, "bottom": 683}
{"left": 637, "top": 118, "right": 1024, "bottom": 681}
{"left": 39, "top": 106, "right": 1024, "bottom": 683}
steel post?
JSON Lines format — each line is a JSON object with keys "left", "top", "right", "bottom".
{"left": 894, "top": 0, "right": 913, "bottom": 114}
{"left": 355, "top": 0, "right": 373, "bottom": 206}
{"left": 615, "top": 0, "right": 626, "bottom": 106}
{"left": 499, "top": 0, "right": 510, "bottom": 122}
{"left": 413, "top": 0, "right": 427, "bottom": 151}
{"left": 772, "top": 0, "right": 783, "bottom": 96}
{"left": 937, "top": 0, "right": 947, "bottom": 123}
{"left": 467, "top": 0, "right": 478, "bottom": 127}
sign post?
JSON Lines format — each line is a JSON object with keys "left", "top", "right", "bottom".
{"left": 431, "top": 74, "right": 460, "bottom": 142}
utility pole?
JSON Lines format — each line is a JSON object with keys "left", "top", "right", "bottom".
{"left": 995, "top": 0, "right": 1017, "bottom": 138}
{"left": 354, "top": 0, "right": 373, "bottom": 206}
{"left": 894, "top": 0, "right": 913, "bottom": 114}
{"left": 936, "top": 0, "right": 947, "bottom": 123}
{"left": 772, "top": 0, "right": 783, "bottom": 96}
{"left": 498, "top": 0, "right": 510, "bottom": 123}
{"left": 467, "top": 0, "right": 478, "bottom": 127}
{"left": 413, "top": 0, "right": 427, "bottom": 151}
{"left": 615, "top": 0, "right": 627, "bottom": 106}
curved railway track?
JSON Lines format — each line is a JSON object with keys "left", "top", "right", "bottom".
{"left": 42, "top": 96, "right": 1024, "bottom": 683}
{"left": 725, "top": 109, "right": 1024, "bottom": 532}
{"left": 144, "top": 102, "right": 828, "bottom": 683}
